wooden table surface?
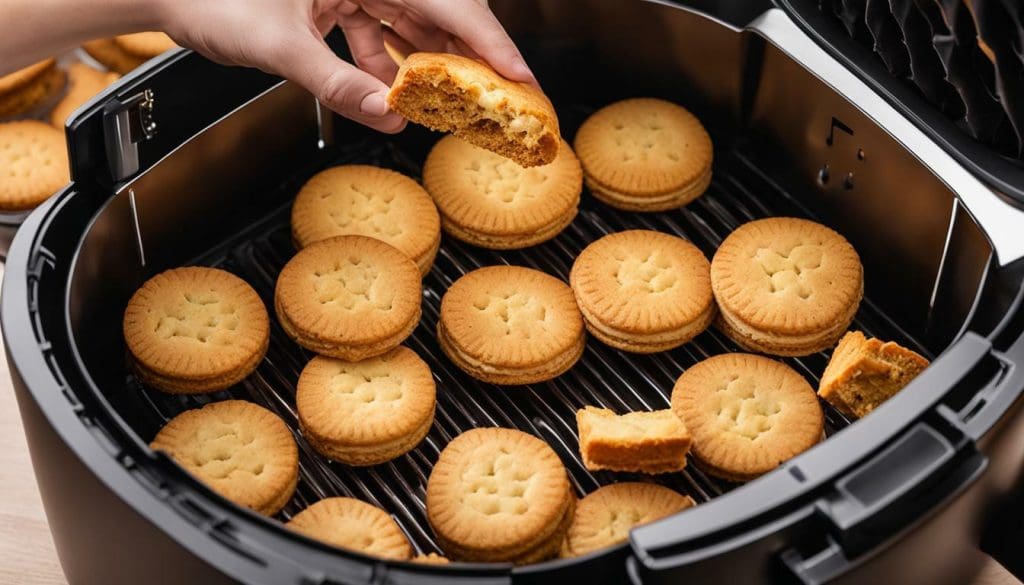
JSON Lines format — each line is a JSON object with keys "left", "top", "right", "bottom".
{"left": 0, "top": 261, "right": 1017, "bottom": 585}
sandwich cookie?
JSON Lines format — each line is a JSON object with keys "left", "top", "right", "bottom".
{"left": 123, "top": 266, "right": 270, "bottom": 393}
{"left": 422, "top": 135, "right": 581, "bottom": 249}
{"left": 0, "top": 120, "right": 69, "bottom": 211}
{"left": 290, "top": 165, "right": 441, "bottom": 276}
{"left": 275, "top": 235, "right": 422, "bottom": 361}
{"left": 560, "top": 483, "right": 694, "bottom": 558}
{"left": 574, "top": 98, "right": 712, "bottom": 211}
{"left": 670, "top": 353, "right": 824, "bottom": 482}
{"left": 296, "top": 347, "right": 436, "bottom": 466}
{"left": 0, "top": 59, "right": 64, "bottom": 118}
{"left": 570, "top": 230, "right": 714, "bottom": 353}
{"left": 388, "top": 52, "right": 560, "bottom": 167}
{"left": 150, "top": 400, "right": 299, "bottom": 515}
{"left": 426, "top": 427, "right": 574, "bottom": 564}
{"left": 82, "top": 39, "right": 147, "bottom": 74}
{"left": 286, "top": 497, "right": 413, "bottom": 560}
{"left": 711, "top": 217, "right": 863, "bottom": 356}
{"left": 438, "top": 265, "right": 584, "bottom": 385}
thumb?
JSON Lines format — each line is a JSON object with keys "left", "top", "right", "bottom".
{"left": 282, "top": 34, "right": 406, "bottom": 134}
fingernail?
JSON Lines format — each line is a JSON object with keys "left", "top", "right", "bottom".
{"left": 511, "top": 55, "right": 535, "bottom": 81}
{"left": 360, "top": 92, "right": 389, "bottom": 117}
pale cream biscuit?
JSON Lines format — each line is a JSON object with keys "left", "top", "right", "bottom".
{"left": 286, "top": 497, "right": 413, "bottom": 560}
{"left": 0, "top": 120, "right": 69, "bottom": 211}
{"left": 0, "top": 59, "right": 65, "bottom": 119}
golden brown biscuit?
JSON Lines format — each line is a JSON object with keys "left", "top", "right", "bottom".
{"left": 0, "top": 59, "right": 65, "bottom": 118}
{"left": 388, "top": 52, "right": 559, "bottom": 167}
{"left": 438, "top": 265, "right": 584, "bottom": 385}
{"left": 570, "top": 230, "right": 714, "bottom": 353}
{"left": 114, "top": 32, "right": 178, "bottom": 58}
{"left": 297, "top": 347, "right": 436, "bottom": 465}
{"left": 576, "top": 407, "right": 692, "bottom": 474}
{"left": 49, "top": 63, "right": 120, "bottom": 127}
{"left": 0, "top": 121, "right": 69, "bottom": 211}
{"left": 670, "top": 353, "right": 823, "bottom": 482}
{"left": 426, "top": 427, "right": 574, "bottom": 564}
{"left": 286, "top": 497, "right": 413, "bottom": 560}
{"left": 411, "top": 553, "right": 450, "bottom": 564}
{"left": 150, "top": 400, "right": 298, "bottom": 515}
{"left": 422, "top": 135, "right": 581, "bottom": 249}
{"left": 123, "top": 267, "right": 270, "bottom": 393}
{"left": 81, "top": 39, "right": 148, "bottom": 74}
{"left": 710, "top": 217, "right": 863, "bottom": 356}
{"left": 290, "top": 165, "right": 441, "bottom": 275}
{"left": 574, "top": 98, "right": 712, "bottom": 212}
{"left": 560, "top": 483, "right": 694, "bottom": 558}
{"left": 275, "top": 235, "right": 422, "bottom": 361}
{"left": 818, "top": 331, "right": 929, "bottom": 419}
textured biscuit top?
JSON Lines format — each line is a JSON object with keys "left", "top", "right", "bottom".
{"left": 671, "top": 354, "right": 823, "bottom": 478}
{"left": 440, "top": 266, "right": 583, "bottom": 368}
{"left": 426, "top": 427, "right": 570, "bottom": 553}
{"left": 0, "top": 120, "right": 69, "bottom": 211}
{"left": 150, "top": 400, "right": 298, "bottom": 514}
{"left": 562, "top": 483, "right": 694, "bottom": 557}
{"left": 422, "top": 135, "right": 582, "bottom": 235}
{"left": 570, "top": 230, "right": 713, "bottom": 333}
{"left": 296, "top": 347, "right": 436, "bottom": 446}
{"left": 0, "top": 59, "right": 56, "bottom": 95}
{"left": 123, "top": 267, "right": 270, "bottom": 381}
{"left": 291, "top": 165, "right": 440, "bottom": 262}
{"left": 114, "top": 32, "right": 178, "bottom": 58}
{"left": 275, "top": 235, "right": 422, "bottom": 346}
{"left": 50, "top": 63, "right": 120, "bottom": 127}
{"left": 286, "top": 497, "right": 413, "bottom": 560}
{"left": 573, "top": 98, "right": 712, "bottom": 196}
{"left": 711, "top": 217, "right": 863, "bottom": 335}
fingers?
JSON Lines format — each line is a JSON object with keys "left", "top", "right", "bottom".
{"left": 335, "top": 6, "right": 399, "bottom": 84}
{"left": 279, "top": 33, "right": 406, "bottom": 133}
{"left": 410, "top": 0, "right": 536, "bottom": 85}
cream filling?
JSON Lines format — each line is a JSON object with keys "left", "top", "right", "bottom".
{"left": 585, "top": 175, "right": 705, "bottom": 206}
{"left": 439, "top": 322, "right": 561, "bottom": 377}
{"left": 718, "top": 302, "right": 856, "bottom": 346}
{"left": 578, "top": 300, "right": 713, "bottom": 345}
{"left": 462, "top": 80, "right": 543, "bottom": 146}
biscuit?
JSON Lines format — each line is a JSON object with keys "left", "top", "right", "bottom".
{"left": 560, "top": 483, "right": 694, "bottom": 558}
{"left": 82, "top": 39, "right": 148, "bottom": 74}
{"left": 387, "top": 52, "right": 560, "bottom": 167}
{"left": 50, "top": 63, "right": 120, "bottom": 127}
{"left": 438, "top": 265, "right": 584, "bottom": 385}
{"left": 411, "top": 553, "right": 450, "bottom": 564}
{"left": 114, "top": 32, "right": 178, "bottom": 59}
{"left": 422, "top": 135, "right": 581, "bottom": 249}
{"left": 290, "top": 165, "right": 441, "bottom": 276}
{"left": 123, "top": 266, "right": 270, "bottom": 393}
{"left": 426, "top": 427, "right": 574, "bottom": 564}
{"left": 570, "top": 230, "right": 715, "bottom": 353}
{"left": 297, "top": 347, "right": 436, "bottom": 466}
{"left": 150, "top": 400, "right": 298, "bottom": 515}
{"left": 670, "top": 353, "right": 823, "bottom": 482}
{"left": 286, "top": 497, "right": 413, "bottom": 560}
{"left": 0, "top": 121, "right": 69, "bottom": 211}
{"left": 0, "top": 59, "right": 65, "bottom": 118}
{"left": 573, "top": 98, "right": 712, "bottom": 212}
{"left": 275, "top": 235, "right": 422, "bottom": 361}
{"left": 710, "top": 217, "right": 863, "bottom": 356}
{"left": 576, "top": 407, "right": 692, "bottom": 474}
{"left": 818, "top": 331, "right": 929, "bottom": 419}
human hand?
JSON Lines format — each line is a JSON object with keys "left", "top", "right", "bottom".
{"left": 157, "top": 0, "right": 535, "bottom": 133}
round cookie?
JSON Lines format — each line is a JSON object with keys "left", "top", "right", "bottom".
{"left": 670, "top": 353, "right": 824, "bottom": 482}
{"left": 82, "top": 39, "right": 147, "bottom": 74}
{"left": 422, "top": 135, "right": 582, "bottom": 249}
{"left": 0, "top": 59, "right": 65, "bottom": 118}
{"left": 297, "top": 347, "right": 436, "bottom": 466}
{"left": 290, "top": 165, "right": 441, "bottom": 275}
{"left": 286, "top": 497, "right": 413, "bottom": 560}
{"left": 426, "top": 427, "right": 574, "bottom": 564}
{"left": 150, "top": 400, "right": 298, "bottom": 515}
{"left": 275, "top": 235, "right": 422, "bottom": 361}
{"left": 570, "top": 230, "right": 715, "bottom": 353}
{"left": 123, "top": 266, "right": 270, "bottom": 394}
{"left": 0, "top": 120, "right": 69, "bottom": 211}
{"left": 560, "top": 483, "right": 694, "bottom": 558}
{"left": 438, "top": 265, "right": 584, "bottom": 385}
{"left": 573, "top": 98, "right": 712, "bottom": 212}
{"left": 114, "top": 32, "right": 178, "bottom": 59}
{"left": 711, "top": 217, "right": 863, "bottom": 356}
{"left": 50, "top": 63, "right": 120, "bottom": 127}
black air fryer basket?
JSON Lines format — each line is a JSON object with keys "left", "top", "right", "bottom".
{"left": 5, "top": 1, "right": 1024, "bottom": 584}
